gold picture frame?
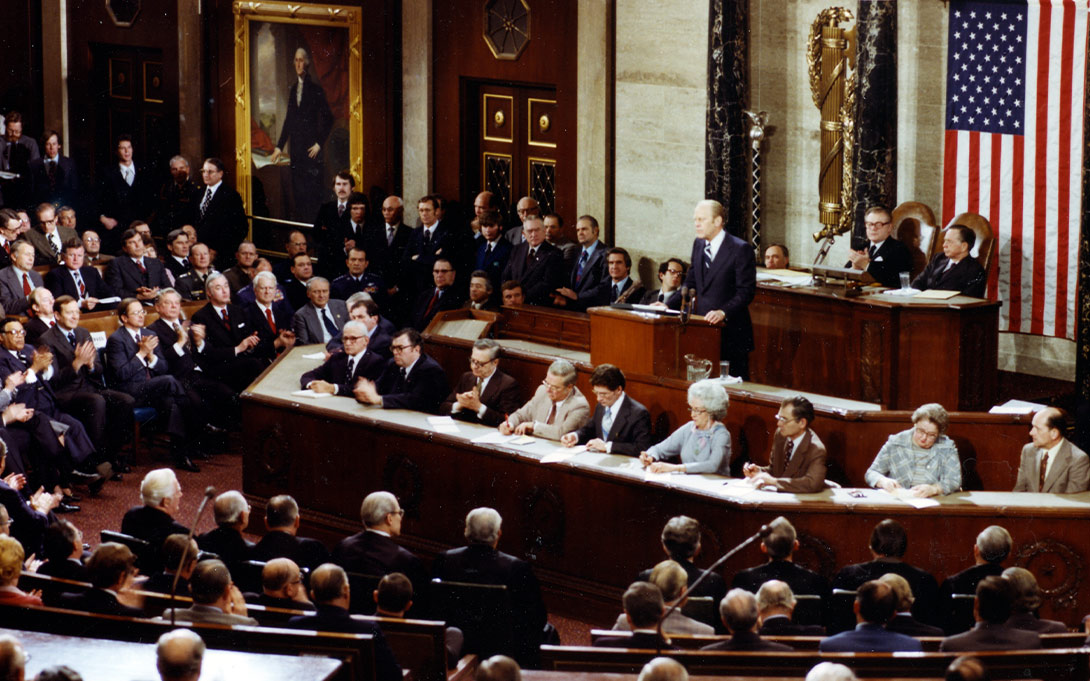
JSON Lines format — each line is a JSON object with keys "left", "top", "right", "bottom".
{"left": 233, "top": 1, "right": 362, "bottom": 246}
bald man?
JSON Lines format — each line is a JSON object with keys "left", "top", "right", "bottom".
{"left": 1013, "top": 407, "right": 1089, "bottom": 493}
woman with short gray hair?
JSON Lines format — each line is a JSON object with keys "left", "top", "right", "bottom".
{"left": 865, "top": 402, "right": 961, "bottom": 498}
{"left": 639, "top": 380, "right": 730, "bottom": 475}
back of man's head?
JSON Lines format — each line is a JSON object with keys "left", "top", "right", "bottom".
{"left": 189, "top": 559, "right": 231, "bottom": 605}
{"left": 623, "top": 581, "right": 665, "bottom": 629}
{"left": 763, "top": 516, "right": 796, "bottom": 559}
{"left": 360, "top": 491, "right": 399, "bottom": 528}
{"left": 157, "top": 629, "right": 205, "bottom": 681}
{"left": 212, "top": 490, "right": 248, "bottom": 526}
{"left": 945, "top": 655, "right": 990, "bottom": 681}
{"left": 721, "top": 588, "right": 760, "bottom": 634}
{"left": 756, "top": 579, "right": 796, "bottom": 613}
{"left": 87, "top": 542, "right": 135, "bottom": 589}
{"left": 476, "top": 655, "right": 521, "bottom": 681}
{"left": 1001, "top": 567, "right": 1043, "bottom": 613}
{"left": 376, "top": 572, "right": 414, "bottom": 613}
{"left": 261, "top": 557, "right": 300, "bottom": 594}
{"left": 660, "top": 516, "right": 700, "bottom": 561}
{"left": 648, "top": 560, "right": 687, "bottom": 602}
{"left": 161, "top": 534, "right": 198, "bottom": 575}
{"left": 975, "top": 576, "right": 1014, "bottom": 624}
{"left": 869, "top": 519, "right": 908, "bottom": 558}
{"left": 975, "top": 525, "right": 1012, "bottom": 563}
{"left": 0, "top": 634, "right": 26, "bottom": 681}
{"left": 266, "top": 494, "right": 300, "bottom": 530}
{"left": 637, "top": 657, "right": 689, "bottom": 681}
{"left": 465, "top": 507, "right": 502, "bottom": 545}
{"left": 856, "top": 580, "right": 896, "bottom": 625}
{"left": 310, "top": 563, "right": 349, "bottom": 605}
{"left": 805, "top": 662, "right": 859, "bottom": 681}
{"left": 141, "top": 468, "right": 179, "bottom": 508}
{"left": 877, "top": 573, "right": 914, "bottom": 612}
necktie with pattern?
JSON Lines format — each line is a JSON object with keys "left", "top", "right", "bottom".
{"left": 1039, "top": 452, "right": 1049, "bottom": 491}
{"left": 576, "top": 250, "right": 588, "bottom": 282}
{"left": 200, "top": 188, "right": 212, "bottom": 217}
{"left": 601, "top": 406, "right": 613, "bottom": 439}
{"left": 783, "top": 438, "right": 795, "bottom": 466}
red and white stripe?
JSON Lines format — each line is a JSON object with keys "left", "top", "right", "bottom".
{"left": 941, "top": 0, "right": 1086, "bottom": 340}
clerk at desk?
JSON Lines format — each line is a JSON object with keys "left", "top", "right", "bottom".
{"left": 499, "top": 359, "right": 589, "bottom": 441}
{"left": 561, "top": 364, "right": 652, "bottom": 456}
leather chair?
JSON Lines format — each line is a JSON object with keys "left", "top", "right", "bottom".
{"left": 892, "top": 201, "right": 938, "bottom": 279}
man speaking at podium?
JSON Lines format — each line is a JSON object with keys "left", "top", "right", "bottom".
{"left": 667, "top": 199, "right": 756, "bottom": 380}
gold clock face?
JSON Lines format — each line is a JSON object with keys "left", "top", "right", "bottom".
{"left": 483, "top": 0, "right": 530, "bottom": 61}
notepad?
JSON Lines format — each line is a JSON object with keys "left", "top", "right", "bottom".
{"left": 291, "top": 389, "right": 332, "bottom": 399}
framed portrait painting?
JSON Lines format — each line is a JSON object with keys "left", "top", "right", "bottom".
{"left": 234, "top": 1, "right": 362, "bottom": 252}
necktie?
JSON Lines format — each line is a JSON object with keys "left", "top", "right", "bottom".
{"left": 476, "top": 377, "right": 484, "bottom": 394}
{"left": 783, "top": 438, "right": 795, "bottom": 466}
{"left": 345, "top": 356, "right": 356, "bottom": 383}
{"left": 424, "top": 289, "right": 440, "bottom": 318}
{"left": 487, "top": 243, "right": 494, "bottom": 256}
{"left": 49, "top": 234, "right": 60, "bottom": 257}
{"left": 658, "top": 292, "right": 665, "bottom": 303}
{"left": 200, "top": 188, "right": 212, "bottom": 217}
{"left": 123, "top": 166, "right": 134, "bottom": 186}
{"left": 1039, "top": 452, "right": 1049, "bottom": 491}
{"left": 49, "top": 320, "right": 55, "bottom": 327}
{"left": 601, "top": 406, "right": 613, "bottom": 439}
{"left": 526, "top": 247, "right": 536, "bottom": 268}
{"left": 265, "top": 307, "right": 276, "bottom": 332}
{"left": 422, "top": 229, "right": 432, "bottom": 246}
{"left": 67, "top": 331, "right": 76, "bottom": 347}
{"left": 3, "top": 242, "right": 9, "bottom": 255}
{"left": 338, "top": 203, "right": 345, "bottom": 217}
{"left": 399, "top": 367, "right": 408, "bottom": 387}
{"left": 182, "top": 258, "right": 190, "bottom": 270}
{"left": 868, "top": 244, "right": 877, "bottom": 259}
{"left": 576, "top": 250, "right": 588, "bottom": 282}
{"left": 545, "top": 402, "right": 556, "bottom": 425}
{"left": 703, "top": 244, "right": 713, "bottom": 271}
{"left": 47, "top": 159, "right": 56, "bottom": 188}
{"left": 21, "top": 273, "right": 31, "bottom": 297}
{"left": 136, "top": 258, "right": 146, "bottom": 274}
{"left": 387, "top": 226, "right": 395, "bottom": 246}
{"left": 321, "top": 308, "right": 339, "bottom": 336}
{"left": 220, "top": 307, "right": 230, "bottom": 328}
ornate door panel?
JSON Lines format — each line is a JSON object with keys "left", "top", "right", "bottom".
{"left": 470, "top": 81, "right": 557, "bottom": 217}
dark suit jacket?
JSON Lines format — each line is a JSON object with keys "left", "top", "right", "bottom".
{"left": 432, "top": 544, "right": 547, "bottom": 632}
{"left": 820, "top": 623, "right": 923, "bottom": 652}
{"left": 104, "top": 256, "right": 171, "bottom": 298}
{"left": 190, "top": 302, "right": 259, "bottom": 370}
{"left": 411, "top": 286, "right": 464, "bottom": 330}
{"left": 474, "top": 239, "right": 513, "bottom": 291}
{"left": 245, "top": 592, "right": 315, "bottom": 610}
{"left": 38, "top": 558, "right": 89, "bottom": 583}
{"left": 0, "top": 266, "right": 44, "bottom": 314}
{"left": 574, "top": 276, "right": 644, "bottom": 311}
{"left": 375, "top": 354, "right": 448, "bottom": 413}
{"left": 849, "top": 237, "right": 913, "bottom": 289}
{"left": 568, "top": 242, "right": 608, "bottom": 294}
{"left": 594, "top": 631, "right": 675, "bottom": 650}
{"left": 940, "top": 621, "right": 1042, "bottom": 651}
{"left": 276, "top": 77, "right": 335, "bottom": 164}
{"left": 196, "top": 184, "right": 248, "bottom": 270}
{"left": 142, "top": 571, "right": 190, "bottom": 597}
{"left": 44, "top": 265, "right": 116, "bottom": 305}
{"left": 26, "top": 226, "right": 78, "bottom": 266}
{"left": 313, "top": 201, "right": 350, "bottom": 273}
{"left": 96, "top": 162, "right": 155, "bottom": 234}
{"left": 104, "top": 326, "right": 172, "bottom": 395}
{"left": 501, "top": 241, "right": 563, "bottom": 306}
{"left": 400, "top": 222, "right": 464, "bottom": 294}
{"left": 1006, "top": 612, "right": 1068, "bottom": 634}
{"left": 370, "top": 223, "right": 412, "bottom": 287}
{"left": 0, "top": 479, "right": 50, "bottom": 556}
{"left": 41, "top": 325, "right": 109, "bottom": 395}
{"left": 887, "top": 613, "right": 944, "bottom": 637}
{"left": 702, "top": 631, "right": 792, "bottom": 652}
{"left": 23, "top": 317, "right": 54, "bottom": 346}
{"left": 758, "top": 429, "right": 828, "bottom": 494}
{"left": 439, "top": 369, "right": 522, "bottom": 427}
{"left": 60, "top": 588, "right": 144, "bottom": 618}
{"left": 572, "top": 394, "right": 653, "bottom": 456}
{"left": 197, "top": 526, "right": 255, "bottom": 566}
{"left": 27, "top": 155, "right": 79, "bottom": 208}
{"left": 911, "top": 253, "right": 987, "bottom": 297}
{"left": 286, "top": 604, "right": 402, "bottom": 681}
{"left": 669, "top": 232, "right": 757, "bottom": 357}
{"left": 245, "top": 300, "right": 295, "bottom": 360}
{"left": 332, "top": 530, "right": 426, "bottom": 589}
{"left": 732, "top": 559, "right": 830, "bottom": 599}
{"left": 833, "top": 559, "right": 941, "bottom": 626}
{"left": 120, "top": 505, "right": 189, "bottom": 549}
{"left": 759, "top": 615, "right": 825, "bottom": 636}
{"left": 300, "top": 349, "right": 385, "bottom": 396}
{"left": 145, "top": 318, "right": 200, "bottom": 378}
{"left": 251, "top": 530, "right": 330, "bottom": 571}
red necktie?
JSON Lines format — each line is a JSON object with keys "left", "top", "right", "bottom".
{"left": 136, "top": 259, "right": 146, "bottom": 274}
{"left": 424, "top": 289, "right": 439, "bottom": 318}
{"left": 221, "top": 307, "right": 230, "bottom": 329}
{"left": 1039, "top": 452, "right": 1049, "bottom": 491}
{"left": 546, "top": 402, "right": 556, "bottom": 425}
{"left": 3, "top": 242, "right": 9, "bottom": 255}
{"left": 265, "top": 307, "right": 276, "bottom": 332}
{"left": 21, "top": 274, "right": 31, "bottom": 297}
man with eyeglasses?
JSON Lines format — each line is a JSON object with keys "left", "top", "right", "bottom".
{"left": 742, "top": 395, "right": 827, "bottom": 493}
{"left": 300, "top": 320, "right": 384, "bottom": 396}
{"left": 501, "top": 215, "right": 563, "bottom": 307}
{"left": 845, "top": 204, "right": 912, "bottom": 289}
{"left": 353, "top": 328, "right": 448, "bottom": 413}
{"left": 26, "top": 203, "right": 77, "bottom": 266}
{"left": 439, "top": 338, "right": 521, "bottom": 426}
{"left": 642, "top": 258, "right": 687, "bottom": 305}
{"left": 499, "top": 359, "right": 589, "bottom": 441}
{"left": 561, "top": 363, "right": 651, "bottom": 455}
{"left": 81, "top": 230, "right": 112, "bottom": 265}
{"left": 411, "top": 257, "right": 463, "bottom": 330}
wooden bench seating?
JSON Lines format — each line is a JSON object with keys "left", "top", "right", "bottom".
{"left": 540, "top": 644, "right": 1090, "bottom": 680}
{"left": 2, "top": 602, "right": 376, "bottom": 681}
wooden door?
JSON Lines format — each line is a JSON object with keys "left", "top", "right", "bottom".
{"left": 468, "top": 81, "right": 558, "bottom": 218}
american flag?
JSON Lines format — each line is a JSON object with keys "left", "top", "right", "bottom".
{"left": 942, "top": 0, "right": 1087, "bottom": 339}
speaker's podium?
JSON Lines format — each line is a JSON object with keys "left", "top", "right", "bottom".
{"left": 587, "top": 305, "right": 723, "bottom": 379}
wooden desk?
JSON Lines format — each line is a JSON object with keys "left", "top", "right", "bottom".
{"left": 241, "top": 348, "right": 1090, "bottom": 627}
{"left": 750, "top": 283, "right": 999, "bottom": 411}
{"left": 588, "top": 307, "right": 721, "bottom": 380}
{"left": 1, "top": 626, "right": 342, "bottom": 681}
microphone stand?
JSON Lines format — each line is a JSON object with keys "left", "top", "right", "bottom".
{"left": 170, "top": 485, "right": 217, "bottom": 626}
{"left": 655, "top": 524, "right": 771, "bottom": 655}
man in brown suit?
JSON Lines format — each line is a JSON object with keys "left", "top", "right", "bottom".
{"left": 439, "top": 338, "right": 521, "bottom": 427}
{"left": 742, "top": 395, "right": 827, "bottom": 493}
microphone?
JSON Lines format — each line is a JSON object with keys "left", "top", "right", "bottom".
{"left": 169, "top": 486, "right": 218, "bottom": 626}
{"left": 679, "top": 289, "right": 692, "bottom": 325}
{"left": 655, "top": 524, "right": 771, "bottom": 654}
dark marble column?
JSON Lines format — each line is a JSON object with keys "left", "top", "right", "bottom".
{"left": 851, "top": 0, "right": 897, "bottom": 239}
{"left": 705, "top": 0, "right": 749, "bottom": 239}
{"left": 1075, "top": 64, "right": 1090, "bottom": 450}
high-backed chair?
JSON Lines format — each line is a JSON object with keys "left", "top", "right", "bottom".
{"left": 945, "top": 211, "right": 996, "bottom": 273}
{"left": 892, "top": 201, "right": 938, "bottom": 279}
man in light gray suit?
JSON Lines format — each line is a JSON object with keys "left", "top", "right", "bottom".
{"left": 158, "top": 559, "right": 258, "bottom": 626}
{"left": 292, "top": 277, "right": 348, "bottom": 345}
{"left": 0, "top": 241, "right": 43, "bottom": 315}
{"left": 1013, "top": 407, "right": 1089, "bottom": 493}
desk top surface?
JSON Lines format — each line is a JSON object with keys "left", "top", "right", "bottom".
{"left": 1, "top": 626, "right": 342, "bottom": 681}
{"left": 247, "top": 347, "right": 1090, "bottom": 517}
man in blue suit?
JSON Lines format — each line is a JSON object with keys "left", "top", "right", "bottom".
{"left": 668, "top": 199, "right": 756, "bottom": 379}
{"left": 819, "top": 580, "right": 922, "bottom": 652}
{"left": 473, "top": 210, "right": 511, "bottom": 298}
{"left": 552, "top": 215, "right": 607, "bottom": 309}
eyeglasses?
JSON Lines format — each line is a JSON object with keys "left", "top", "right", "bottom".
{"left": 542, "top": 379, "right": 567, "bottom": 391}
{"left": 688, "top": 405, "right": 707, "bottom": 415}
{"left": 341, "top": 335, "right": 365, "bottom": 342}
{"left": 470, "top": 358, "right": 496, "bottom": 367}
{"left": 3, "top": 329, "right": 25, "bottom": 337}
{"left": 774, "top": 415, "right": 797, "bottom": 423}
{"left": 390, "top": 509, "right": 405, "bottom": 517}
{"left": 390, "top": 344, "right": 414, "bottom": 353}
{"left": 864, "top": 221, "right": 890, "bottom": 228}
{"left": 666, "top": 268, "right": 684, "bottom": 275}
{"left": 914, "top": 426, "right": 940, "bottom": 441}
